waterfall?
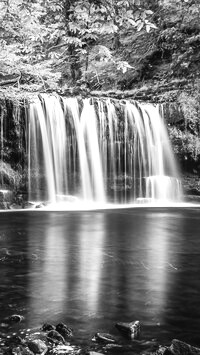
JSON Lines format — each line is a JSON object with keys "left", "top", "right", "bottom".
{"left": 28, "top": 94, "right": 182, "bottom": 205}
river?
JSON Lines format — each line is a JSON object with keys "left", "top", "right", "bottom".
{"left": 0, "top": 207, "right": 200, "bottom": 347}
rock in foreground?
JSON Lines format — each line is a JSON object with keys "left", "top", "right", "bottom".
{"left": 115, "top": 320, "right": 141, "bottom": 340}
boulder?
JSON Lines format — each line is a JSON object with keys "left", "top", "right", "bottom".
{"left": 170, "top": 339, "right": 200, "bottom": 355}
{"left": 27, "top": 339, "right": 48, "bottom": 354}
{"left": 41, "top": 323, "right": 55, "bottom": 332}
{"left": 55, "top": 323, "right": 73, "bottom": 339}
{"left": 115, "top": 320, "right": 141, "bottom": 340}
{"left": 47, "top": 330, "right": 65, "bottom": 344}
{"left": 6, "top": 314, "right": 24, "bottom": 323}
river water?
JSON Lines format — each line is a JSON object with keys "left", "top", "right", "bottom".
{"left": 0, "top": 207, "right": 200, "bottom": 347}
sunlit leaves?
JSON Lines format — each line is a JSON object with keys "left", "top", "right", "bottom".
{"left": 66, "top": 37, "right": 85, "bottom": 47}
{"left": 68, "top": 22, "right": 81, "bottom": 34}
{"left": 93, "top": 45, "right": 113, "bottom": 61}
{"left": 83, "top": 33, "right": 98, "bottom": 41}
{"left": 100, "top": 23, "right": 118, "bottom": 34}
{"left": 0, "top": 0, "right": 158, "bottom": 84}
{"left": 137, "top": 20, "right": 144, "bottom": 31}
{"left": 117, "top": 61, "right": 134, "bottom": 73}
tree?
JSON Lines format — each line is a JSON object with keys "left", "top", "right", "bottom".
{"left": 42, "top": 0, "right": 157, "bottom": 84}
{"left": 0, "top": 0, "right": 157, "bottom": 88}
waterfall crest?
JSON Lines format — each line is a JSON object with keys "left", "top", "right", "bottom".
{"left": 28, "top": 94, "right": 182, "bottom": 206}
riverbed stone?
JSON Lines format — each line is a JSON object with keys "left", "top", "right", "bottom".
{"left": 50, "top": 345, "right": 74, "bottom": 354}
{"left": 7, "top": 315, "right": 24, "bottom": 323}
{"left": 9, "top": 346, "right": 23, "bottom": 355}
{"left": 47, "top": 330, "right": 65, "bottom": 344}
{"left": 104, "top": 343, "right": 131, "bottom": 351}
{"left": 92, "top": 332, "right": 117, "bottom": 344}
{"left": 41, "top": 323, "right": 55, "bottom": 332}
{"left": 55, "top": 323, "right": 73, "bottom": 339}
{"left": 7, "top": 346, "right": 34, "bottom": 355}
{"left": 156, "top": 346, "right": 172, "bottom": 355}
{"left": 115, "top": 320, "right": 141, "bottom": 340}
{"left": 20, "top": 347, "right": 35, "bottom": 355}
{"left": 27, "top": 339, "right": 47, "bottom": 354}
{"left": 170, "top": 339, "right": 200, "bottom": 355}
{"left": 5, "top": 335, "right": 24, "bottom": 346}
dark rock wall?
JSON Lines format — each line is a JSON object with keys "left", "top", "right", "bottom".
{"left": 0, "top": 97, "right": 27, "bottom": 192}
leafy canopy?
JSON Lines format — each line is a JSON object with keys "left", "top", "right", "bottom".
{"left": 0, "top": 0, "right": 157, "bottom": 84}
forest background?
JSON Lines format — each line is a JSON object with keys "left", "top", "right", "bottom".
{"left": 1, "top": 0, "right": 200, "bottom": 198}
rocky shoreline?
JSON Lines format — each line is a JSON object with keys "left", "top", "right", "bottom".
{"left": 1, "top": 315, "right": 200, "bottom": 355}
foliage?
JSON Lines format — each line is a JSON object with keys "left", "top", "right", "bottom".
{"left": 156, "top": 0, "right": 200, "bottom": 78}
{"left": 178, "top": 93, "right": 199, "bottom": 132}
{"left": 176, "top": 80, "right": 200, "bottom": 134}
{"left": 0, "top": 0, "right": 157, "bottom": 87}
{"left": 169, "top": 127, "right": 200, "bottom": 163}
{"left": 1, "top": 0, "right": 200, "bottom": 89}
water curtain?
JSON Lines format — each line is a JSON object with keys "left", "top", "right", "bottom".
{"left": 28, "top": 94, "right": 182, "bottom": 204}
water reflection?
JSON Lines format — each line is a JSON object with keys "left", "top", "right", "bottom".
{"left": 28, "top": 219, "right": 67, "bottom": 321}
{"left": 28, "top": 213, "right": 106, "bottom": 325}
{"left": 144, "top": 213, "right": 181, "bottom": 325}
{"left": 78, "top": 213, "right": 105, "bottom": 315}
{"left": 1, "top": 209, "right": 200, "bottom": 346}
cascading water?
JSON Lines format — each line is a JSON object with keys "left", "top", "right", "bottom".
{"left": 28, "top": 94, "right": 182, "bottom": 206}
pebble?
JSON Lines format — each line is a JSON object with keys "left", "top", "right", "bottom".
{"left": 56, "top": 323, "right": 73, "bottom": 339}
{"left": 41, "top": 323, "right": 55, "bottom": 332}
{"left": 47, "top": 330, "right": 65, "bottom": 344}
{"left": 92, "top": 332, "right": 118, "bottom": 343}
{"left": 7, "top": 315, "right": 24, "bottom": 323}
{"left": 27, "top": 339, "right": 48, "bottom": 354}
{"left": 51, "top": 345, "right": 74, "bottom": 354}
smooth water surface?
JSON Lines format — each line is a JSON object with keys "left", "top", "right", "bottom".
{"left": 0, "top": 208, "right": 200, "bottom": 346}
